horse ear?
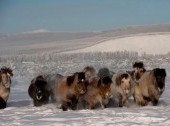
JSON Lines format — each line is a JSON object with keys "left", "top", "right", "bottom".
{"left": 67, "top": 74, "right": 75, "bottom": 86}
{"left": 7, "top": 72, "right": 11, "bottom": 77}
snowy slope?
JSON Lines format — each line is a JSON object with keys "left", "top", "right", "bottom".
{"left": 65, "top": 33, "right": 170, "bottom": 55}
{"left": 1, "top": 24, "right": 170, "bottom": 56}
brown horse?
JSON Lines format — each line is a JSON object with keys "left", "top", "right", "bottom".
{"left": 78, "top": 75, "right": 112, "bottom": 109}
{"left": 110, "top": 72, "right": 134, "bottom": 107}
{"left": 56, "top": 72, "right": 88, "bottom": 111}
{"left": 134, "top": 68, "right": 166, "bottom": 106}
{"left": 0, "top": 67, "right": 13, "bottom": 109}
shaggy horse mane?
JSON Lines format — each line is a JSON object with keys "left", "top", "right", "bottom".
{"left": 67, "top": 72, "right": 86, "bottom": 86}
{"left": 98, "top": 76, "right": 112, "bottom": 86}
{"left": 0, "top": 67, "right": 13, "bottom": 77}
{"left": 34, "top": 75, "right": 47, "bottom": 87}
{"left": 83, "top": 66, "right": 96, "bottom": 73}
{"left": 133, "top": 62, "right": 146, "bottom": 72}
{"left": 152, "top": 68, "right": 166, "bottom": 90}
{"left": 133, "top": 62, "right": 144, "bottom": 68}
{"left": 153, "top": 68, "right": 166, "bottom": 77}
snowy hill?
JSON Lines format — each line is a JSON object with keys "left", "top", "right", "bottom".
{"left": 66, "top": 33, "right": 170, "bottom": 55}
{"left": 1, "top": 24, "right": 170, "bottom": 56}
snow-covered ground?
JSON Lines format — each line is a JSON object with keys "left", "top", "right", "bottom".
{"left": 1, "top": 26, "right": 170, "bottom": 125}
{"left": 0, "top": 52, "right": 169, "bottom": 126}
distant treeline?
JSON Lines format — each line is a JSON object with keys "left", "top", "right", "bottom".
{"left": 0, "top": 51, "right": 169, "bottom": 77}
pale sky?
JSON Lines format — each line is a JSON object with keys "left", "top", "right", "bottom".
{"left": 1, "top": 0, "right": 170, "bottom": 33}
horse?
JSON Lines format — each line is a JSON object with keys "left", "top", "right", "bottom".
{"left": 0, "top": 67, "right": 13, "bottom": 109}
